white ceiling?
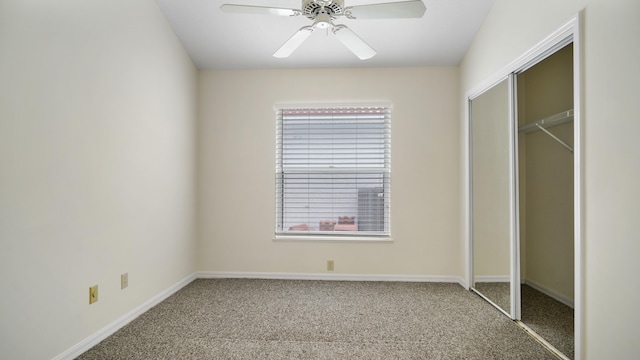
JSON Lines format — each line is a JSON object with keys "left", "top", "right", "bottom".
{"left": 155, "top": 0, "right": 494, "bottom": 70}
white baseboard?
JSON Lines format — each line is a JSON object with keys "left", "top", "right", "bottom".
{"left": 53, "top": 272, "right": 197, "bottom": 360}
{"left": 473, "top": 277, "right": 574, "bottom": 308}
{"left": 197, "top": 271, "right": 466, "bottom": 287}
{"left": 55, "top": 271, "right": 466, "bottom": 359}
{"left": 474, "top": 275, "right": 510, "bottom": 283}
{"left": 524, "top": 279, "right": 574, "bottom": 309}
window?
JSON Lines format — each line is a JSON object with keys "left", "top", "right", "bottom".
{"left": 275, "top": 105, "right": 391, "bottom": 239}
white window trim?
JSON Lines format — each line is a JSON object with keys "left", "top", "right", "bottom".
{"left": 274, "top": 102, "right": 392, "bottom": 242}
{"left": 273, "top": 235, "right": 393, "bottom": 243}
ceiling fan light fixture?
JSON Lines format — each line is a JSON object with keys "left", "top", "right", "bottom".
{"left": 313, "top": 13, "right": 333, "bottom": 29}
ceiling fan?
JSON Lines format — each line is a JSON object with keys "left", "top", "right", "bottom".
{"left": 220, "top": 0, "right": 427, "bottom": 60}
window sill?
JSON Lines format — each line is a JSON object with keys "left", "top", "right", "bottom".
{"left": 273, "top": 235, "right": 393, "bottom": 243}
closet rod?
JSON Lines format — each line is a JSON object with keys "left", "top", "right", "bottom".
{"left": 518, "top": 109, "right": 574, "bottom": 153}
{"left": 518, "top": 109, "right": 574, "bottom": 134}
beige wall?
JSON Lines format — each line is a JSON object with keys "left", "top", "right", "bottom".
{"left": 519, "top": 45, "right": 574, "bottom": 302}
{"left": 197, "top": 67, "right": 462, "bottom": 277}
{"left": 0, "top": 1, "right": 198, "bottom": 359}
{"left": 460, "top": 0, "right": 640, "bottom": 357}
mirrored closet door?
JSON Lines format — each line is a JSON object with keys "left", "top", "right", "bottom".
{"left": 469, "top": 77, "right": 517, "bottom": 318}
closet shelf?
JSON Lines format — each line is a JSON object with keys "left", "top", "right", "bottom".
{"left": 518, "top": 109, "right": 574, "bottom": 134}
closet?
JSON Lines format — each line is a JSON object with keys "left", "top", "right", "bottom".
{"left": 468, "top": 33, "right": 578, "bottom": 360}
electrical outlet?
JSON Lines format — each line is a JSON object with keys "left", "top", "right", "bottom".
{"left": 327, "top": 260, "right": 334, "bottom": 271}
{"left": 121, "top": 273, "right": 128, "bottom": 289}
{"left": 89, "top": 285, "right": 98, "bottom": 304}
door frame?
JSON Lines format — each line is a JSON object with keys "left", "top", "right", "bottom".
{"left": 464, "top": 12, "right": 583, "bottom": 360}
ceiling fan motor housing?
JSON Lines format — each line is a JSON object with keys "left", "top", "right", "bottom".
{"left": 302, "top": 0, "right": 344, "bottom": 20}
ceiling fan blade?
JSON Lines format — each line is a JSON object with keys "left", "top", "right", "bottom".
{"left": 346, "top": 0, "right": 426, "bottom": 19}
{"left": 332, "top": 25, "right": 376, "bottom": 60}
{"left": 220, "top": 4, "right": 300, "bottom": 17}
{"left": 273, "top": 26, "right": 314, "bottom": 58}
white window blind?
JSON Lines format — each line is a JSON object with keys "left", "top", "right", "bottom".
{"left": 275, "top": 105, "right": 391, "bottom": 238}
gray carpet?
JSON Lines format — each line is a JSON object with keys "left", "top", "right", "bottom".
{"left": 472, "top": 282, "right": 574, "bottom": 359}
{"left": 77, "top": 279, "right": 557, "bottom": 359}
{"left": 473, "top": 282, "right": 510, "bottom": 313}
{"left": 521, "top": 285, "right": 574, "bottom": 359}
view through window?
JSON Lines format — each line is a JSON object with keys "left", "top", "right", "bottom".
{"left": 275, "top": 105, "right": 391, "bottom": 238}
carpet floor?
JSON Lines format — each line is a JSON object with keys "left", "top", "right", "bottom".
{"left": 472, "top": 282, "right": 574, "bottom": 359}
{"left": 77, "top": 279, "right": 558, "bottom": 359}
{"left": 521, "top": 285, "right": 574, "bottom": 359}
{"left": 473, "top": 282, "right": 511, "bottom": 312}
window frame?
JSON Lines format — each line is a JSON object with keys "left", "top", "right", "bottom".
{"left": 274, "top": 103, "right": 392, "bottom": 242}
